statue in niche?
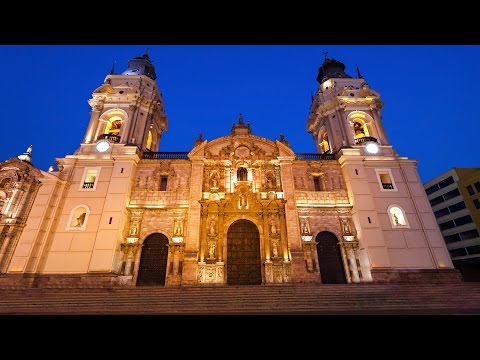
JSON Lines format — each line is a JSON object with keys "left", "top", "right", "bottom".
{"left": 208, "top": 219, "right": 217, "bottom": 236}
{"left": 208, "top": 241, "right": 216, "bottom": 259}
{"left": 271, "top": 240, "right": 279, "bottom": 258}
{"left": 270, "top": 216, "right": 278, "bottom": 234}
{"left": 239, "top": 193, "right": 247, "bottom": 209}
{"left": 392, "top": 213, "right": 400, "bottom": 226}
{"left": 266, "top": 175, "right": 274, "bottom": 189}
{"left": 302, "top": 221, "right": 310, "bottom": 234}
{"left": 76, "top": 212, "right": 86, "bottom": 227}
{"left": 174, "top": 221, "right": 182, "bottom": 235}
{"left": 130, "top": 224, "right": 138, "bottom": 235}
{"left": 210, "top": 172, "right": 218, "bottom": 188}
{"left": 342, "top": 219, "right": 351, "bottom": 234}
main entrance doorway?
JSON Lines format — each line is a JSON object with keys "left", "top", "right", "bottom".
{"left": 136, "top": 233, "right": 169, "bottom": 286}
{"left": 316, "top": 231, "right": 347, "bottom": 284}
{"left": 227, "top": 219, "right": 262, "bottom": 285}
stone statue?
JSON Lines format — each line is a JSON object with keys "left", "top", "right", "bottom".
{"left": 270, "top": 217, "right": 277, "bottom": 234}
{"left": 131, "top": 224, "right": 138, "bottom": 235}
{"left": 303, "top": 221, "right": 310, "bottom": 234}
{"left": 208, "top": 241, "right": 216, "bottom": 259}
{"left": 271, "top": 241, "right": 279, "bottom": 258}
{"left": 209, "top": 219, "right": 216, "bottom": 236}
{"left": 76, "top": 212, "right": 86, "bottom": 227}
{"left": 174, "top": 222, "right": 182, "bottom": 235}
{"left": 342, "top": 219, "right": 351, "bottom": 234}
{"left": 393, "top": 213, "right": 399, "bottom": 226}
{"left": 240, "top": 193, "right": 247, "bottom": 208}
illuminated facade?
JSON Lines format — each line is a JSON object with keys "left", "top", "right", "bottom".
{"left": 0, "top": 53, "right": 460, "bottom": 288}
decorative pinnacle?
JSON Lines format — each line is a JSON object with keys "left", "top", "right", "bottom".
{"left": 110, "top": 61, "right": 116, "bottom": 75}
{"left": 144, "top": 48, "right": 150, "bottom": 58}
{"left": 238, "top": 113, "right": 244, "bottom": 125}
{"left": 323, "top": 51, "right": 329, "bottom": 61}
{"left": 356, "top": 64, "right": 363, "bottom": 79}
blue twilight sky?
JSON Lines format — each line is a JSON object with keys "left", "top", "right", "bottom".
{"left": 0, "top": 45, "right": 478, "bottom": 184}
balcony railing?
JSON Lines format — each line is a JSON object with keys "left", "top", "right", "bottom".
{"left": 97, "top": 134, "right": 121, "bottom": 143}
{"left": 143, "top": 152, "right": 190, "bottom": 160}
{"left": 82, "top": 182, "right": 95, "bottom": 189}
{"left": 382, "top": 183, "right": 394, "bottom": 190}
{"left": 295, "top": 153, "right": 336, "bottom": 160}
{"left": 354, "top": 136, "right": 377, "bottom": 145}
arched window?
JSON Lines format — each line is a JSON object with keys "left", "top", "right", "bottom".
{"left": 387, "top": 205, "right": 409, "bottom": 228}
{"left": 353, "top": 119, "right": 369, "bottom": 140}
{"left": 105, "top": 117, "right": 122, "bottom": 135}
{"left": 67, "top": 205, "right": 90, "bottom": 230}
{"left": 237, "top": 167, "right": 248, "bottom": 181}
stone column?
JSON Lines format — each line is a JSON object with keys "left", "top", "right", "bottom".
{"left": 341, "top": 239, "right": 360, "bottom": 283}
{"left": 84, "top": 106, "right": 102, "bottom": 144}
{"left": 199, "top": 205, "right": 208, "bottom": 262}
{"left": 262, "top": 207, "right": 271, "bottom": 261}
{"left": 217, "top": 205, "right": 225, "bottom": 262}
{"left": 278, "top": 205, "right": 290, "bottom": 261}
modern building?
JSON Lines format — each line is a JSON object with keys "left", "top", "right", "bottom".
{"left": 0, "top": 52, "right": 459, "bottom": 288}
{"left": 424, "top": 168, "right": 480, "bottom": 281}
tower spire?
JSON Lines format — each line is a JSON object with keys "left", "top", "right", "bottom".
{"left": 110, "top": 61, "right": 116, "bottom": 75}
{"left": 356, "top": 64, "right": 363, "bottom": 79}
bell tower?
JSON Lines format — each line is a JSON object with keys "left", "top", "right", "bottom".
{"left": 306, "top": 55, "right": 455, "bottom": 282}
{"left": 307, "top": 56, "right": 391, "bottom": 157}
{"left": 80, "top": 51, "right": 167, "bottom": 154}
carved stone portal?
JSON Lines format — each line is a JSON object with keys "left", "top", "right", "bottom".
{"left": 197, "top": 262, "right": 225, "bottom": 284}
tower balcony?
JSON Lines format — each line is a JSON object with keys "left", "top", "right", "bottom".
{"left": 97, "top": 134, "right": 121, "bottom": 143}
{"left": 354, "top": 136, "right": 377, "bottom": 145}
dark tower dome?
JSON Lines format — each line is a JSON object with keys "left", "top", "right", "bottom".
{"left": 316, "top": 57, "right": 352, "bottom": 84}
{"left": 121, "top": 51, "right": 157, "bottom": 80}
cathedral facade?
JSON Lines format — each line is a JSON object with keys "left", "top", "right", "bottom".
{"left": 0, "top": 53, "right": 460, "bottom": 288}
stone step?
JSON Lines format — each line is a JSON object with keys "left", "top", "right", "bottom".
{"left": 1, "top": 283, "right": 479, "bottom": 315}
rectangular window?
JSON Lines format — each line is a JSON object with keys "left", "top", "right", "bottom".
{"left": 449, "top": 248, "right": 467, "bottom": 257}
{"left": 160, "top": 177, "right": 168, "bottom": 191}
{"left": 475, "top": 182, "right": 480, "bottom": 193}
{"left": 443, "top": 188, "right": 460, "bottom": 201}
{"left": 313, "top": 177, "right": 321, "bottom": 192}
{"left": 434, "top": 208, "right": 450, "bottom": 218}
{"left": 425, "top": 183, "right": 440, "bottom": 195}
{"left": 448, "top": 201, "right": 466, "bottom": 214}
{"left": 454, "top": 215, "right": 473, "bottom": 226}
{"left": 460, "top": 229, "right": 479, "bottom": 241}
{"left": 439, "top": 220, "right": 455, "bottom": 231}
{"left": 430, "top": 195, "right": 445, "bottom": 207}
{"left": 375, "top": 169, "right": 397, "bottom": 191}
{"left": 445, "top": 234, "right": 461, "bottom": 243}
{"left": 438, "top": 176, "right": 454, "bottom": 189}
{"left": 466, "top": 245, "right": 480, "bottom": 255}
{"left": 467, "top": 185, "right": 475, "bottom": 196}
{"left": 473, "top": 199, "right": 480, "bottom": 209}
{"left": 79, "top": 167, "right": 101, "bottom": 191}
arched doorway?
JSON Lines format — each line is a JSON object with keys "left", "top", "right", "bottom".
{"left": 137, "top": 233, "right": 169, "bottom": 286}
{"left": 316, "top": 231, "right": 347, "bottom": 284}
{"left": 227, "top": 219, "right": 262, "bottom": 285}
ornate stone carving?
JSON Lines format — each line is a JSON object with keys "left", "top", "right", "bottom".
{"left": 197, "top": 262, "right": 225, "bottom": 284}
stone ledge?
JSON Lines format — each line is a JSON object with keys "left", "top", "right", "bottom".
{"left": 371, "top": 268, "right": 463, "bottom": 284}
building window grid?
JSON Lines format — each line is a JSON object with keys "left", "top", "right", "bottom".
{"left": 426, "top": 176, "right": 454, "bottom": 195}
{"left": 473, "top": 199, "right": 480, "bottom": 209}
{"left": 475, "top": 182, "right": 480, "bottom": 193}
{"left": 429, "top": 188, "right": 461, "bottom": 207}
